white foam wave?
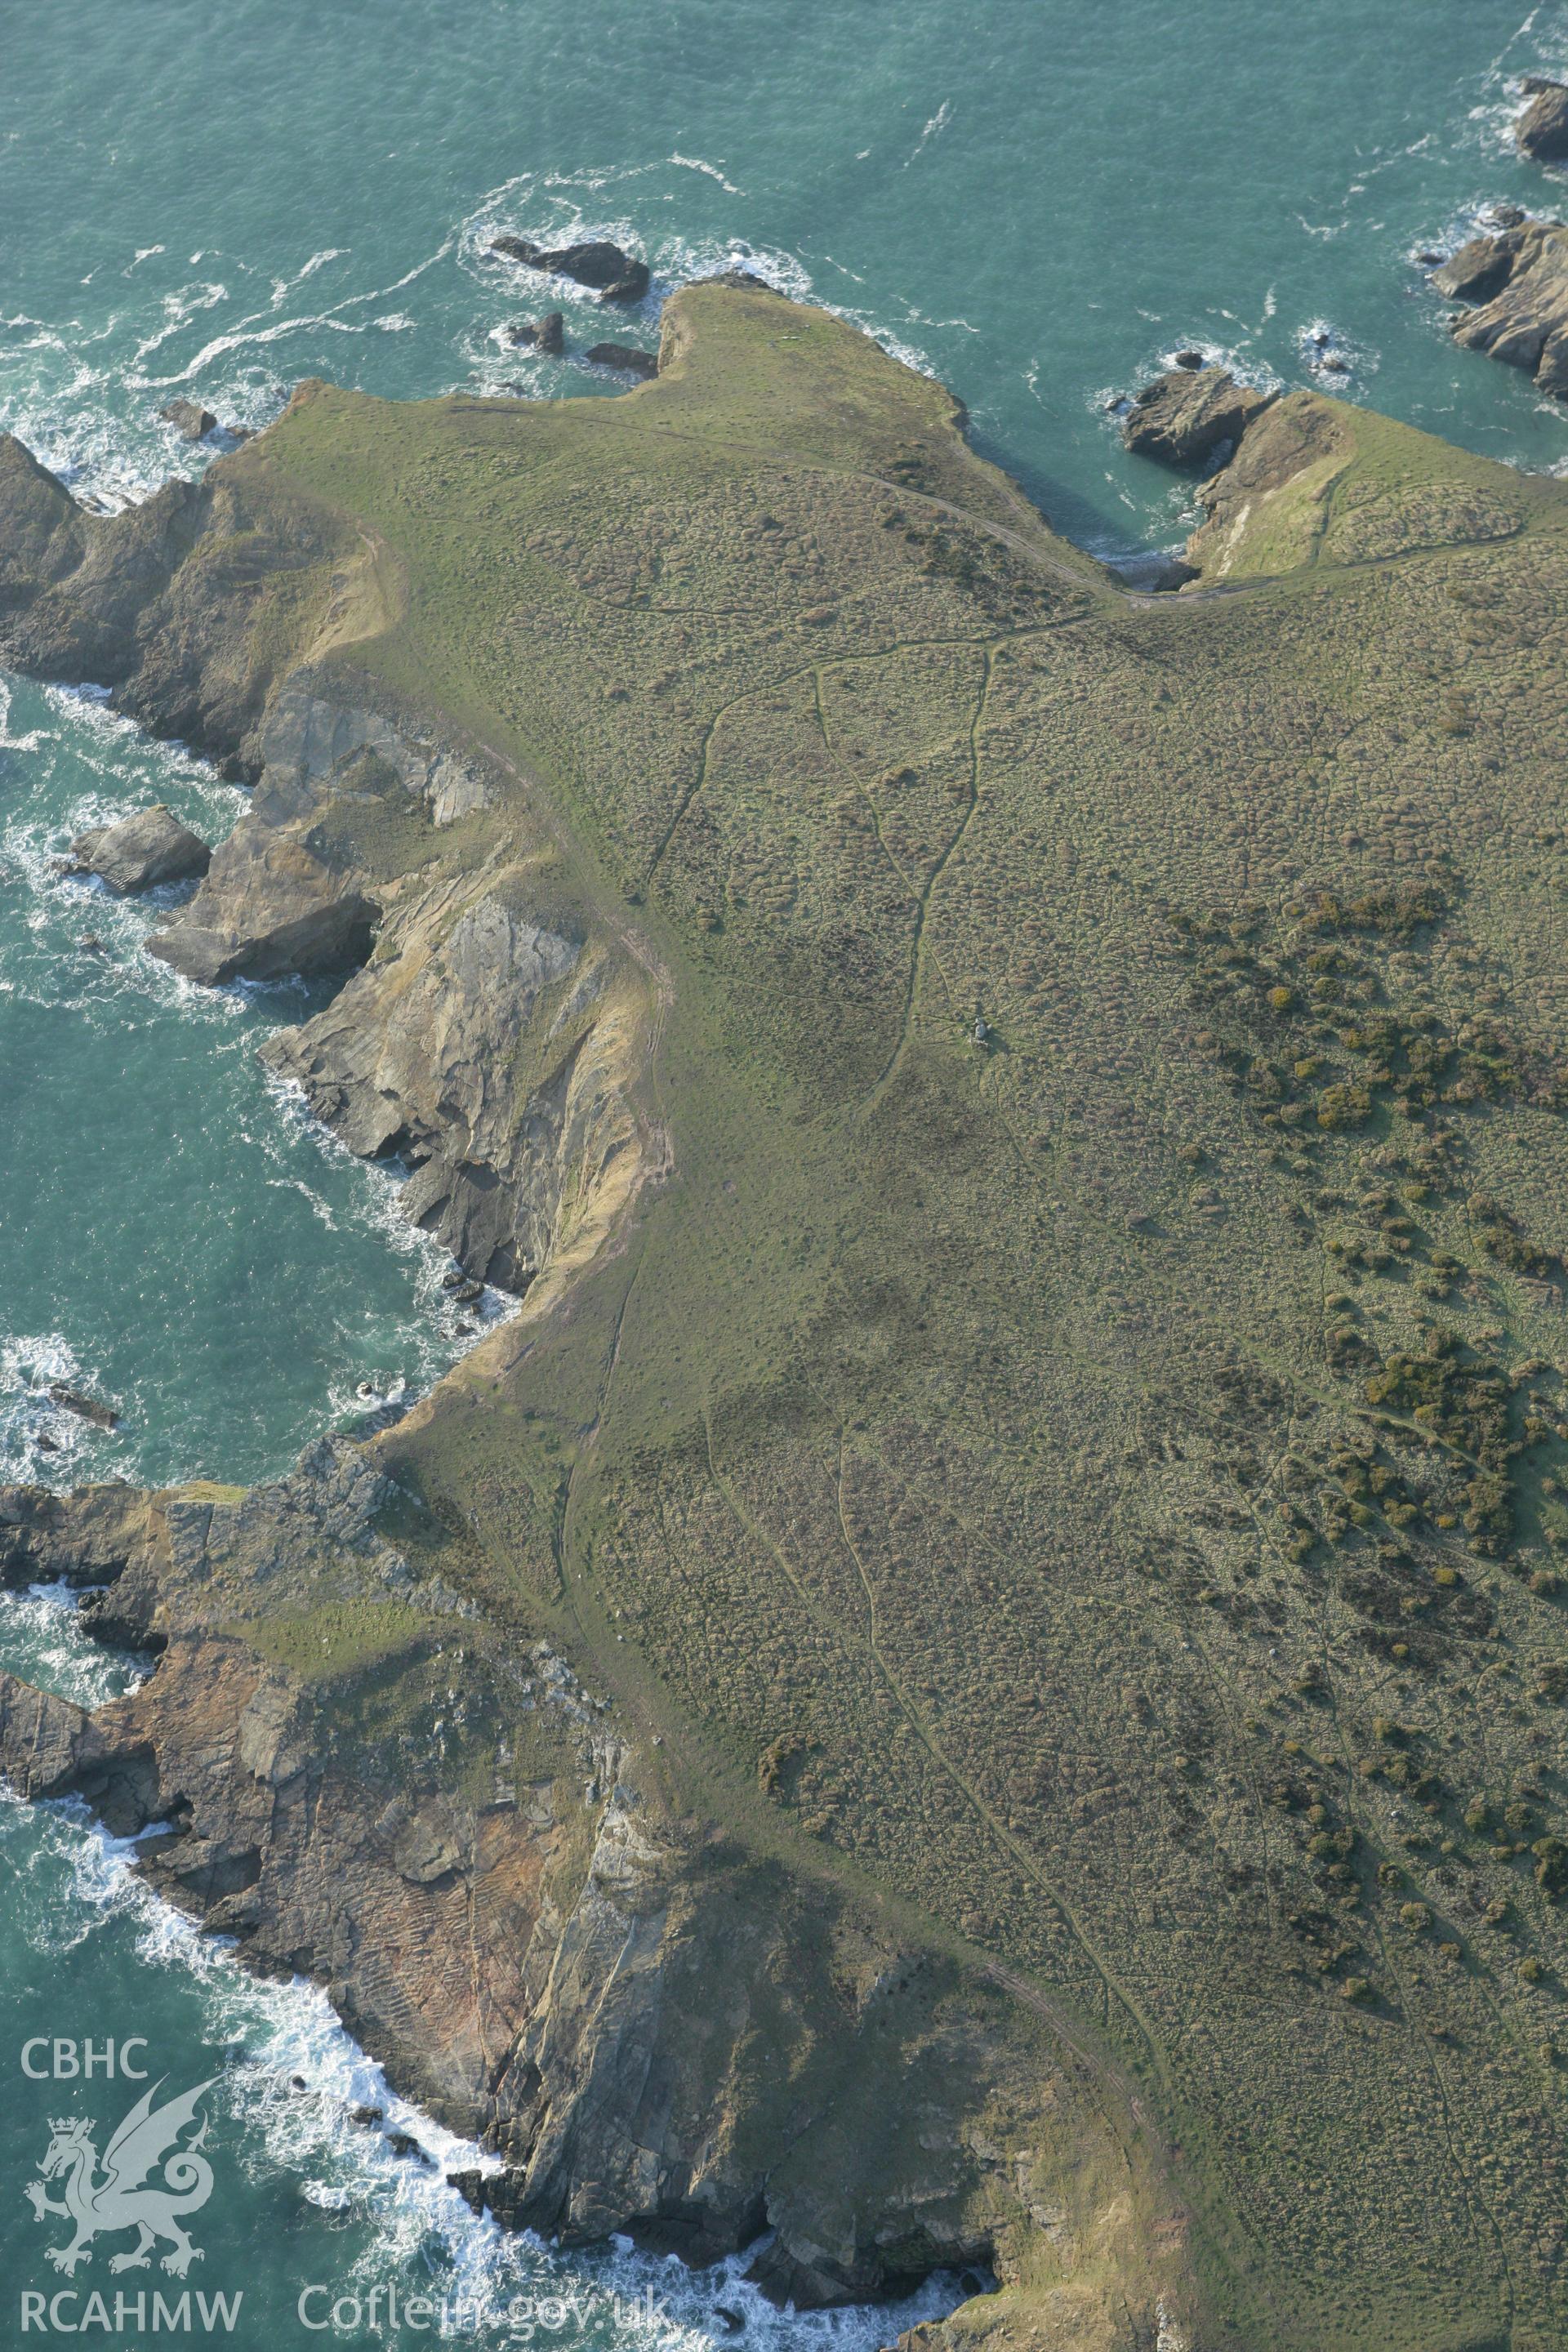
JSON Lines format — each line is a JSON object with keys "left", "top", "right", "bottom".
{"left": 906, "top": 99, "right": 954, "bottom": 165}
{"left": 131, "top": 279, "right": 231, "bottom": 366}
{"left": 0, "top": 1780, "right": 969, "bottom": 2350}
{"left": 0, "top": 1584, "right": 142, "bottom": 1709}
{"left": 259, "top": 1068, "right": 523, "bottom": 1388}
{"left": 294, "top": 247, "right": 350, "bottom": 285}
{"left": 0, "top": 1573, "right": 970, "bottom": 2352}
{"left": 668, "top": 154, "right": 743, "bottom": 196}
{"left": 0, "top": 1334, "right": 101, "bottom": 1484}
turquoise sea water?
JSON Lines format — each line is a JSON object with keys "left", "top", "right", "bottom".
{"left": 2, "top": 1, "right": 1568, "bottom": 2341}
{"left": 0, "top": 675, "right": 510, "bottom": 1496}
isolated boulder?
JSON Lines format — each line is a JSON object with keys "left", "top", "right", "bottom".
{"left": 506, "top": 311, "right": 564, "bottom": 354}
{"left": 70, "top": 804, "right": 212, "bottom": 893}
{"left": 1517, "top": 78, "right": 1568, "bottom": 163}
{"left": 1121, "top": 367, "right": 1273, "bottom": 466}
{"left": 489, "top": 236, "right": 649, "bottom": 303}
{"left": 158, "top": 399, "right": 217, "bottom": 441}
{"left": 586, "top": 342, "right": 657, "bottom": 380}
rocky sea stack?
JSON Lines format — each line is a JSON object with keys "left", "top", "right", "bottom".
{"left": 507, "top": 310, "right": 566, "bottom": 354}
{"left": 586, "top": 340, "right": 657, "bottom": 377}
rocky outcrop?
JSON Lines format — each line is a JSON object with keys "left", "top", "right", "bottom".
{"left": 145, "top": 824, "right": 378, "bottom": 982}
{"left": 0, "top": 431, "right": 88, "bottom": 580}
{"left": 159, "top": 399, "right": 217, "bottom": 442}
{"left": 1433, "top": 216, "right": 1568, "bottom": 395}
{"left": 123, "top": 670, "right": 645, "bottom": 1286}
{"left": 0, "top": 1479, "right": 151, "bottom": 1587}
{"left": 1432, "top": 229, "right": 1534, "bottom": 303}
{"left": 0, "top": 1459, "right": 1109, "bottom": 2311}
{"left": 1179, "top": 391, "right": 1349, "bottom": 578}
{"left": 1517, "top": 78, "right": 1568, "bottom": 163}
{"left": 506, "top": 311, "right": 564, "bottom": 354}
{"left": 0, "top": 432, "right": 653, "bottom": 1295}
{"left": 586, "top": 341, "right": 657, "bottom": 379}
{"left": 1120, "top": 366, "right": 1274, "bottom": 465}
{"left": 46, "top": 1384, "right": 120, "bottom": 1430}
{"left": 489, "top": 236, "right": 650, "bottom": 304}
{"left": 261, "top": 885, "right": 641, "bottom": 1285}
{"left": 140, "top": 680, "right": 497, "bottom": 986}
{"left": 0, "top": 1672, "right": 159, "bottom": 1836}
{"left": 0, "top": 416, "right": 347, "bottom": 777}
{"left": 69, "top": 803, "right": 212, "bottom": 893}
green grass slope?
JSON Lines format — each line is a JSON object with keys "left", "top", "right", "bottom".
{"left": 206, "top": 282, "right": 1568, "bottom": 2348}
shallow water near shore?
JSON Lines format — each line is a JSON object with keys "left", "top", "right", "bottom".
{"left": 4, "top": 0, "right": 1568, "bottom": 2340}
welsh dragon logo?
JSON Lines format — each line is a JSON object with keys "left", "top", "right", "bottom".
{"left": 24, "top": 2076, "right": 217, "bottom": 2277}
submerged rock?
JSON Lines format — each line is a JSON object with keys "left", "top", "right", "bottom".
{"left": 1436, "top": 216, "right": 1568, "bottom": 396}
{"left": 489, "top": 235, "right": 649, "bottom": 304}
{"left": 1517, "top": 78, "right": 1568, "bottom": 164}
{"left": 70, "top": 802, "right": 212, "bottom": 894}
{"left": 1120, "top": 366, "right": 1273, "bottom": 465}
{"left": 506, "top": 310, "right": 564, "bottom": 354}
{"left": 585, "top": 341, "right": 657, "bottom": 378}
{"left": 158, "top": 399, "right": 217, "bottom": 441}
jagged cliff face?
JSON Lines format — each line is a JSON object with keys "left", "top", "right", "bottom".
{"left": 0, "top": 1462, "right": 1132, "bottom": 2316}
{"left": 7, "top": 283, "right": 1568, "bottom": 2350}
{"left": 148, "top": 672, "right": 649, "bottom": 1286}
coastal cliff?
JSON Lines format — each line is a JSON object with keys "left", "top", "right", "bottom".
{"left": 5, "top": 278, "right": 1568, "bottom": 2350}
{"left": 0, "top": 1459, "right": 1089, "bottom": 2313}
